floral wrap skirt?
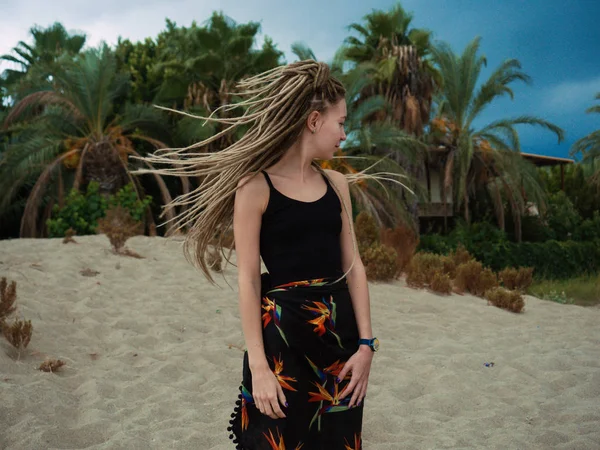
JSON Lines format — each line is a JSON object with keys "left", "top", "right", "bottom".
{"left": 227, "top": 272, "right": 364, "bottom": 449}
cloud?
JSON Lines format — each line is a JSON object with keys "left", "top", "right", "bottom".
{"left": 541, "top": 76, "right": 600, "bottom": 115}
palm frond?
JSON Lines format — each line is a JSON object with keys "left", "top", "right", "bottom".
{"left": 290, "top": 42, "right": 316, "bottom": 62}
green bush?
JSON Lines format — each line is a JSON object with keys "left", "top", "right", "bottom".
{"left": 546, "top": 191, "right": 582, "bottom": 241}
{"left": 574, "top": 211, "right": 600, "bottom": 241}
{"left": 47, "top": 182, "right": 152, "bottom": 238}
{"left": 418, "top": 225, "right": 600, "bottom": 279}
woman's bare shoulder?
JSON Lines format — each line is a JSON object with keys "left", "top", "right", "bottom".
{"left": 323, "top": 169, "right": 349, "bottom": 188}
{"left": 235, "top": 171, "right": 269, "bottom": 213}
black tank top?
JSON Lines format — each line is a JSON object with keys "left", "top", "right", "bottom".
{"left": 259, "top": 170, "right": 344, "bottom": 286}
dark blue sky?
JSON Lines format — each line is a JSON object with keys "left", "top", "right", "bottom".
{"left": 2, "top": 0, "right": 599, "bottom": 159}
{"left": 394, "top": 0, "right": 600, "bottom": 159}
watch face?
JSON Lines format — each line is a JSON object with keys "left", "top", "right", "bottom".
{"left": 372, "top": 338, "right": 380, "bottom": 351}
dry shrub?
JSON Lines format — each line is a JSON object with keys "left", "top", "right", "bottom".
{"left": 0, "top": 277, "right": 17, "bottom": 321}
{"left": 381, "top": 225, "right": 419, "bottom": 274}
{"left": 62, "top": 228, "right": 77, "bottom": 244}
{"left": 449, "top": 245, "right": 474, "bottom": 267}
{"left": 80, "top": 268, "right": 100, "bottom": 277}
{"left": 455, "top": 261, "right": 499, "bottom": 297}
{"left": 485, "top": 287, "right": 525, "bottom": 313}
{"left": 499, "top": 267, "right": 534, "bottom": 291}
{"left": 97, "top": 206, "right": 144, "bottom": 255}
{"left": 405, "top": 253, "right": 448, "bottom": 286}
{"left": 430, "top": 270, "right": 452, "bottom": 294}
{"left": 355, "top": 212, "right": 380, "bottom": 254}
{"left": 363, "top": 243, "right": 398, "bottom": 281}
{"left": 473, "top": 268, "right": 499, "bottom": 297}
{"left": 207, "top": 247, "right": 223, "bottom": 273}
{"left": 454, "top": 260, "right": 483, "bottom": 294}
{"left": 405, "top": 268, "right": 427, "bottom": 288}
{"left": 1, "top": 319, "right": 33, "bottom": 358}
{"left": 440, "top": 256, "right": 457, "bottom": 279}
{"left": 39, "top": 359, "right": 66, "bottom": 373}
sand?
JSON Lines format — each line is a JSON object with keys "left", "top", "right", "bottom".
{"left": 0, "top": 234, "right": 599, "bottom": 450}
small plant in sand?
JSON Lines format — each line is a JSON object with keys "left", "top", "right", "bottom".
{"left": 499, "top": 267, "right": 534, "bottom": 291}
{"left": 39, "top": 359, "right": 66, "bottom": 373}
{"left": 62, "top": 227, "right": 77, "bottom": 244}
{"left": 474, "top": 268, "right": 499, "bottom": 297}
{"left": 363, "top": 244, "right": 398, "bottom": 281}
{"left": 405, "top": 253, "right": 445, "bottom": 287}
{"left": 0, "top": 277, "right": 34, "bottom": 360}
{"left": 449, "top": 245, "right": 474, "bottom": 267}
{"left": 430, "top": 270, "right": 452, "bottom": 294}
{"left": 381, "top": 225, "right": 419, "bottom": 274}
{"left": 97, "top": 205, "right": 144, "bottom": 258}
{"left": 485, "top": 287, "right": 525, "bottom": 313}
{"left": 353, "top": 212, "right": 400, "bottom": 282}
{"left": 454, "top": 260, "right": 483, "bottom": 294}
{"left": 0, "top": 277, "right": 17, "bottom": 320}
{"left": 2, "top": 319, "right": 33, "bottom": 359}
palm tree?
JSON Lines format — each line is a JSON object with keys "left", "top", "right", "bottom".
{"left": 340, "top": 3, "right": 439, "bottom": 228}
{"left": 146, "top": 14, "right": 283, "bottom": 153}
{"left": 429, "top": 36, "right": 564, "bottom": 240}
{"left": 0, "top": 45, "right": 186, "bottom": 237}
{"left": 153, "top": 14, "right": 282, "bottom": 108}
{"left": 571, "top": 92, "right": 600, "bottom": 186}
{"left": 0, "top": 22, "right": 86, "bottom": 100}
{"left": 342, "top": 3, "right": 438, "bottom": 136}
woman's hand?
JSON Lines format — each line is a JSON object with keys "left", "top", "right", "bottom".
{"left": 337, "top": 346, "right": 373, "bottom": 408}
{"left": 251, "top": 365, "right": 288, "bottom": 419}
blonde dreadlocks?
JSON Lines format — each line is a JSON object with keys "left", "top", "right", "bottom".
{"left": 131, "top": 60, "right": 359, "bottom": 285}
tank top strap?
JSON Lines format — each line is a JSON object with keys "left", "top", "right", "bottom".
{"left": 261, "top": 170, "right": 275, "bottom": 190}
{"left": 320, "top": 171, "right": 331, "bottom": 187}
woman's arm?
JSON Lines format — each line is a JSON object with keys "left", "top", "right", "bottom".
{"left": 326, "top": 170, "right": 373, "bottom": 341}
{"left": 326, "top": 169, "right": 374, "bottom": 408}
{"left": 234, "top": 173, "right": 289, "bottom": 419}
{"left": 233, "top": 173, "right": 269, "bottom": 371}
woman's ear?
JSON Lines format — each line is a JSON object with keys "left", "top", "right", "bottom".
{"left": 306, "top": 110, "right": 321, "bottom": 133}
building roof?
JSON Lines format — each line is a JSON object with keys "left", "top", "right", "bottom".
{"left": 427, "top": 146, "right": 575, "bottom": 167}
{"left": 520, "top": 152, "right": 575, "bottom": 167}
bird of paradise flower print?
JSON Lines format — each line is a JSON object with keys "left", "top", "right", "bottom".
{"left": 261, "top": 295, "right": 289, "bottom": 346}
{"left": 272, "top": 354, "right": 297, "bottom": 391}
{"left": 263, "top": 427, "right": 304, "bottom": 450}
{"left": 301, "top": 295, "right": 343, "bottom": 348}
{"left": 305, "top": 356, "right": 350, "bottom": 382}
{"left": 308, "top": 379, "right": 351, "bottom": 412}
{"left": 344, "top": 433, "right": 362, "bottom": 450}
{"left": 267, "top": 278, "right": 329, "bottom": 292}
{"left": 241, "top": 384, "right": 254, "bottom": 432}
{"left": 307, "top": 377, "right": 351, "bottom": 431}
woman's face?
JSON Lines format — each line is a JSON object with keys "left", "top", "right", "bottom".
{"left": 312, "top": 99, "right": 347, "bottom": 160}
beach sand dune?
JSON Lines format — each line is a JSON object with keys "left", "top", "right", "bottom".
{"left": 1, "top": 235, "right": 599, "bottom": 449}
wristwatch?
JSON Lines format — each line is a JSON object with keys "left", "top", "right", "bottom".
{"left": 358, "top": 337, "right": 379, "bottom": 352}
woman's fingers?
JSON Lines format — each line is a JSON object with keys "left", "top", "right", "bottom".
{"left": 276, "top": 383, "right": 288, "bottom": 418}
{"left": 262, "top": 398, "right": 276, "bottom": 419}
{"left": 339, "top": 369, "right": 360, "bottom": 400}
{"left": 348, "top": 380, "right": 364, "bottom": 408}
{"left": 270, "top": 396, "right": 286, "bottom": 419}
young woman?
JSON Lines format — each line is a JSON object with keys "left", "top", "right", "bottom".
{"left": 133, "top": 60, "right": 379, "bottom": 449}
